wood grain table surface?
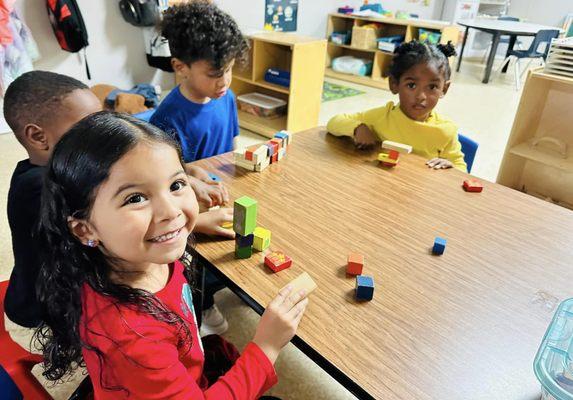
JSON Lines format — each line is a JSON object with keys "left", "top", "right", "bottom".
{"left": 192, "top": 127, "right": 573, "bottom": 400}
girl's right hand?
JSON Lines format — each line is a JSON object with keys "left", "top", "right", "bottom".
{"left": 353, "top": 124, "right": 379, "bottom": 150}
{"left": 252, "top": 286, "right": 309, "bottom": 364}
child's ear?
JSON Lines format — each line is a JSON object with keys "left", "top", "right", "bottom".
{"left": 441, "top": 80, "right": 451, "bottom": 97}
{"left": 389, "top": 77, "right": 399, "bottom": 95}
{"left": 23, "top": 124, "right": 48, "bottom": 151}
{"left": 67, "top": 217, "right": 99, "bottom": 247}
{"left": 171, "top": 58, "right": 189, "bottom": 80}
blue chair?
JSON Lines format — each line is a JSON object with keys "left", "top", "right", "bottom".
{"left": 498, "top": 29, "right": 560, "bottom": 89}
{"left": 458, "top": 133, "right": 478, "bottom": 173}
{"left": 133, "top": 108, "right": 156, "bottom": 122}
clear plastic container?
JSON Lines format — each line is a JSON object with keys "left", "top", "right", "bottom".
{"left": 236, "top": 93, "right": 287, "bottom": 119}
{"left": 534, "top": 298, "right": 573, "bottom": 400}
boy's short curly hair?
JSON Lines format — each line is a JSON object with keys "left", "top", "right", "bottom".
{"left": 161, "top": 1, "right": 248, "bottom": 71}
{"left": 389, "top": 41, "right": 457, "bottom": 82}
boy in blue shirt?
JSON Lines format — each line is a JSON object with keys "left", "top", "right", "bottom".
{"left": 151, "top": 1, "right": 247, "bottom": 166}
{"left": 151, "top": 1, "right": 249, "bottom": 336}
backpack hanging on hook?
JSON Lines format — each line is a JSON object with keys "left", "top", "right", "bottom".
{"left": 46, "top": 0, "right": 91, "bottom": 79}
{"left": 119, "top": 0, "right": 160, "bottom": 27}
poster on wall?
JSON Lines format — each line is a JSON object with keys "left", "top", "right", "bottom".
{"left": 264, "top": 0, "right": 298, "bottom": 32}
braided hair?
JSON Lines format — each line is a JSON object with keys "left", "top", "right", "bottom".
{"left": 389, "top": 41, "right": 457, "bottom": 81}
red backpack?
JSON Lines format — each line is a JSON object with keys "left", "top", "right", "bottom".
{"left": 46, "top": 0, "right": 91, "bottom": 78}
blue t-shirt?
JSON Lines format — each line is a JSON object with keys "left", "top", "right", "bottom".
{"left": 150, "top": 86, "right": 239, "bottom": 162}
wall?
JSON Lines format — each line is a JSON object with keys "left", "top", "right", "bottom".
{"left": 16, "top": 0, "right": 171, "bottom": 88}
{"left": 508, "top": 0, "right": 571, "bottom": 27}
{"left": 215, "top": 0, "right": 447, "bottom": 39}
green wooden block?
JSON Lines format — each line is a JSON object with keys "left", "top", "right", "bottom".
{"left": 233, "top": 196, "right": 258, "bottom": 236}
{"left": 253, "top": 226, "right": 271, "bottom": 251}
{"left": 235, "top": 245, "right": 253, "bottom": 259}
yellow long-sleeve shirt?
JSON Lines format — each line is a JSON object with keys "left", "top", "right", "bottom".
{"left": 326, "top": 101, "right": 467, "bottom": 172}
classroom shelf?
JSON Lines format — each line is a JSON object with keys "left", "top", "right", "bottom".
{"left": 231, "top": 32, "right": 326, "bottom": 138}
{"left": 325, "top": 13, "right": 459, "bottom": 90}
{"left": 497, "top": 69, "right": 573, "bottom": 209}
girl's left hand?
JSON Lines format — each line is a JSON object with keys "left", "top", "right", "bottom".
{"left": 426, "top": 158, "right": 453, "bottom": 169}
{"left": 194, "top": 208, "right": 235, "bottom": 238}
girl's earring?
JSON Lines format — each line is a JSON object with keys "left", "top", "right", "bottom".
{"left": 86, "top": 239, "right": 98, "bottom": 248}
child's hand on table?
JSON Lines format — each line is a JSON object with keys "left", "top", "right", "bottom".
{"left": 194, "top": 208, "right": 235, "bottom": 238}
{"left": 189, "top": 177, "right": 229, "bottom": 208}
{"left": 353, "top": 124, "right": 379, "bottom": 150}
{"left": 252, "top": 285, "right": 309, "bottom": 364}
{"left": 426, "top": 158, "right": 453, "bottom": 169}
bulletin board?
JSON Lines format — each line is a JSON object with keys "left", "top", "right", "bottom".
{"left": 264, "top": 0, "right": 298, "bottom": 32}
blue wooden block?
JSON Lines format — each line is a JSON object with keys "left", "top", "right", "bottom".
{"left": 433, "top": 237, "right": 447, "bottom": 255}
{"left": 208, "top": 172, "right": 221, "bottom": 182}
{"left": 235, "top": 233, "right": 254, "bottom": 247}
{"left": 355, "top": 275, "right": 374, "bottom": 301}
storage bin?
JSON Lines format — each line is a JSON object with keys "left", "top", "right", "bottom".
{"left": 377, "top": 35, "right": 404, "bottom": 52}
{"left": 331, "top": 31, "right": 351, "bottom": 45}
{"left": 351, "top": 24, "right": 382, "bottom": 50}
{"left": 236, "top": 92, "right": 287, "bottom": 119}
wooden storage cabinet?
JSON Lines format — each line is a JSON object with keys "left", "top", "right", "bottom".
{"left": 497, "top": 70, "right": 573, "bottom": 210}
{"left": 325, "top": 13, "right": 459, "bottom": 90}
{"left": 231, "top": 32, "right": 327, "bottom": 138}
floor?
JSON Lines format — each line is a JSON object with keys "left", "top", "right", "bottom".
{"left": 0, "top": 60, "right": 524, "bottom": 399}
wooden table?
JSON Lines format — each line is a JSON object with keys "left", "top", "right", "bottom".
{"left": 193, "top": 128, "right": 573, "bottom": 400}
{"left": 456, "top": 19, "right": 561, "bottom": 84}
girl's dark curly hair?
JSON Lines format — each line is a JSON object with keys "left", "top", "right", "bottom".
{"left": 161, "top": 1, "right": 249, "bottom": 71}
{"left": 389, "top": 40, "right": 457, "bottom": 81}
{"left": 35, "top": 111, "right": 198, "bottom": 393}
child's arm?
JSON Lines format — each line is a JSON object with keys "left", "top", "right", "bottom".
{"left": 194, "top": 208, "right": 235, "bottom": 239}
{"left": 188, "top": 175, "right": 230, "bottom": 208}
{"left": 426, "top": 136, "right": 467, "bottom": 172}
{"left": 326, "top": 107, "right": 385, "bottom": 148}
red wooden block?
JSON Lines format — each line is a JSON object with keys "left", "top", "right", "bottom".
{"left": 463, "top": 179, "right": 483, "bottom": 192}
{"left": 271, "top": 153, "right": 278, "bottom": 163}
{"left": 381, "top": 161, "right": 397, "bottom": 168}
{"left": 388, "top": 150, "right": 400, "bottom": 160}
{"left": 270, "top": 138, "right": 283, "bottom": 149}
{"left": 244, "top": 145, "right": 261, "bottom": 161}
{"left": 347, "top": 252, "right": 364, "bottom": 275}
{"left": 267, "top": 141, "right": 279, "bottom": 156}
{"left": 264, "top": 251, "right": 292, "bottom": 273}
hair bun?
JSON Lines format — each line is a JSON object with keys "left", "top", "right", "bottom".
{"left": 437, "top": 41, "right": 457, "bottom": 58}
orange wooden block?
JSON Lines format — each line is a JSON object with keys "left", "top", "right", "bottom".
{"left": 388, "top": 150, "right": 400, "bottom": 160}
{"left": 347, "top": 252, "right": 364, "bottom": 275}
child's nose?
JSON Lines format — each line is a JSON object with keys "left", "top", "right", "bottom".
{"left": 153, "top": 195, "right": 181, "bottom": 222}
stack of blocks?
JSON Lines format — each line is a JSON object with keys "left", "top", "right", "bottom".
{"left": 234, "top": 130, "right": 292, "bottom": 172}
{"left": 378, "top": 140, "right": 412, "bottom": 167}
{"left": 233, "top": 196, "right": 258, "bottom": 259}
{"left": 347, "top": 252, "right": 374, "bottom": 301}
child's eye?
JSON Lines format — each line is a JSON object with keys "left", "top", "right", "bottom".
{"left": 170, "top": 179, "right": 187, "bottom": 192}
{"left": 123, "top": 193, "right": 146, "bottom": 205}
{"left": 429, "top": 84, "right": 438, "bottom": 90}
{"left": 407, "top": 82, "right": 416, "bottom": 89}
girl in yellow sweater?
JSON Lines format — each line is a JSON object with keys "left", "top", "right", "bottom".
{"left": 327, "top": 41, "right": 467, "bottom": 172}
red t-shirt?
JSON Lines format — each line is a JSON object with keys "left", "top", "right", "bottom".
{"left": 80, "top": 260, "right": 277, "bottom": 399}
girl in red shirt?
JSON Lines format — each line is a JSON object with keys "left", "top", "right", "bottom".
{"left": 35, "top": 111, "right": 309, "bottom": 399}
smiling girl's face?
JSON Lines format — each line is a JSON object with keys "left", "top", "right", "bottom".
{"left": 79, "top": 141, "right": 198, "bottom": 269}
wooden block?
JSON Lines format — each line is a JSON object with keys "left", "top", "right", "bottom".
{"left": 355, "top": 275, "right": 374, "bottom": 301}
{"left": 233, "top": 148, "right": 246, "bottom": 162}
{"left": 463, "top": 179, "right": 483, "bottom": 193}
{"left": 264, "top": 250, "right": 292, "bottom": 272}
{"left": 270, "top": 138, "right": 283, "bottom": 150}
{"left": 382, "top": 140, "right": 412, "bottom": 154}
{"left": 270, "top": 153, "right": 278, "bottom": 164}
{"left": 253, "top": 227, "right": 271, "bottom": 251}
{"left": 267, "top": 141, "right": 279, "bottom": 156}
{"left": 432, "top": 237, "right": 446, "bottom": 255}
{"left": 277, "top": 147, "right": 287, "bottom": 161}
{"left": 377, "top": 153, "right": 398, "bottom": 163}
{"left": 233, "top": 196, "right": 258, "bottom": 236}
{"left": 347, "top": 252, "right": 364, "bottom": 275}
{"left": 220, "top": 221, "right": 233, "bottom": 230}
{"left": 235, "top": 232, "right": 254, "bottom": 247}
{"left": 235, "top": 245, "right": 253, "bottom": 259}
{"left": 283, "top": 271, "right": 317, "bottom": 295}
{"left": 255, "top": 156, "right": 270, "bottom": 172}
{"left": 235, "top": 159, "right": 256, "bottom": 171}
{"left": 253, "top": 145, "right": 269, "bottom": 164}
{"left": 388, "top": 150, "right": 400, "bottom": 160}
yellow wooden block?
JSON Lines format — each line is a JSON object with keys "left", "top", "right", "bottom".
{"left": 253, "top": 226, "right": 271, "bottom": 251}
{"left": 377, "top": 153, "right": 398, "bottom": 164}
{"left": 220, "top": 221, "right": 233, "bottom": 230}
{"left": 282, "top": 271, "right": 317, "bottom": 295}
